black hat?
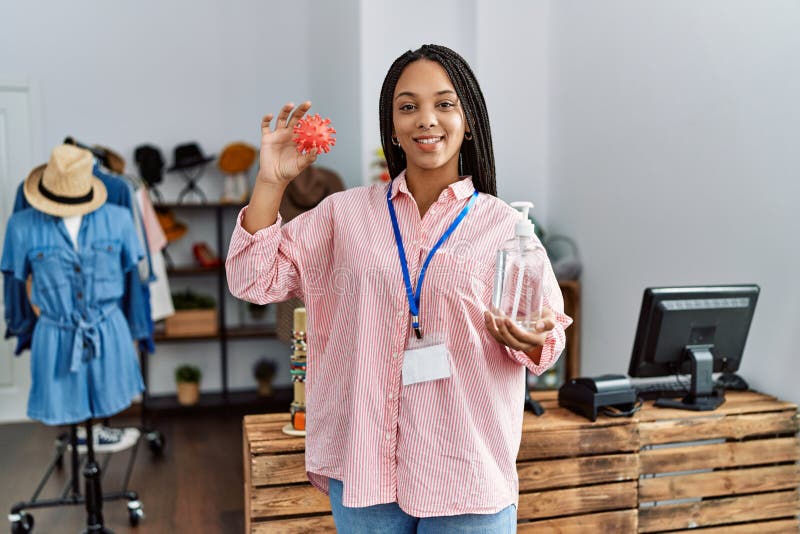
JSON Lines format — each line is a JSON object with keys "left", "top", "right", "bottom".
{"left": 134, "top": 144, "right": 165, "bottom": 186}
{"left": 167, "top": 142, "right": 215, "bottom": 172}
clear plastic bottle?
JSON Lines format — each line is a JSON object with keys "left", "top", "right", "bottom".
{"left": 491, "top": 202, "right": 547, "bottom": 333}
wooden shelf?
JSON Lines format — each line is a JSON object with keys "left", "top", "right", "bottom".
{"left": 145, "top": 386, "right": 292, "bottom": 414}
{"left": 143, "top": 200, "right": 271, "bottom": 417}
{"left": 228, "top": 325, "right": 278, "bottom": 339}
{"left": 154, "top": 202, "right": 245, "bottom": 210}
{"left": 154, "top": 324, "right": 277, "bottom": 342}
{"left": 167, "top": 265, "right": 223, "bottom": 276}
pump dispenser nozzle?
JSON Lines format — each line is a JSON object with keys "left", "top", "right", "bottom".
{"left": 510, "top": 201, "right": 535, "bottom": 238}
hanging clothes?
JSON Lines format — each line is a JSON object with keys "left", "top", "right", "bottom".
{"left": 1, "top": 205, "right": 145, "bottom": 425}
{"left": 6, "top": 160, "right": 155, "bottom": 353}
{"left": 135, "top": 187, "right": 174, "bottom": 321}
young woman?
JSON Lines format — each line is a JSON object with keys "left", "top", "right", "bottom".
{"left": 227, "top": 44, "right": 572, "bottom": 533}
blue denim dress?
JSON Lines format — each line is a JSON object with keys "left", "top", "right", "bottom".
{"left": 1, "top": 205, "right": 145, "bottom": 425}
{"left": 5, "top": 167, "right": 155, "bottom": 354}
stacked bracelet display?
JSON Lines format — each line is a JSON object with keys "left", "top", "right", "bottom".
{"left": 290, "top": 308, "right": 307, "bottom": 432}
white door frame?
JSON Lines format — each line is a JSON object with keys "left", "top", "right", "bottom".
{"left": 0, "top": 79, "right": 43, "bottom": 422}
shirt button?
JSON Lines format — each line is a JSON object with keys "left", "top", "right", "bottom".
{"left": 393, "top": 352, "right": 401, "bottom": 359}
{"left": 385, "top": 432, "right": 391, "bottom": 441}
{"left": 76, "top": 292, "right": 83, "bottom": 300}
{"left": 74, "top": 266, "right": 81, "bottom": 273}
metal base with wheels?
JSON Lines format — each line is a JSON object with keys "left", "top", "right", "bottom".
{"left": 8, "top": 512, "right": 33, "bottom": 534}
{"left": 8, "top": 420, "right": 145, "bottom": 533}
{"left": 145, "top": 430, "right": 166, "bottom": 456}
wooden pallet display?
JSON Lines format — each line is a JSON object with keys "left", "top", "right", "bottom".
{"left": 637, "top": 390, "right": 799, "bottom": 533}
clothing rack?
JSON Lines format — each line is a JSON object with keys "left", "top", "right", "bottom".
{"left": 9, "top": 421, "right": 144, "bottom": 533}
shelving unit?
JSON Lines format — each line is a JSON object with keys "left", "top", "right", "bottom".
{"left": 140, "top": 202, "right": 284, "bottom": 415}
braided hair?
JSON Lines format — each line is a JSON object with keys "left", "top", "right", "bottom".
{"left": 378, "top": 44, "right": 497, "bottom": 196}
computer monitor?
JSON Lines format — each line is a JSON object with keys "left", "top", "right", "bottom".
{"left": 628, "top": 284, "right": 759, "bottom": 411}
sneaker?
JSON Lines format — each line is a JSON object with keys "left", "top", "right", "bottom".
{"left": 68, "top": 425, "right": 141, "bottom": 454}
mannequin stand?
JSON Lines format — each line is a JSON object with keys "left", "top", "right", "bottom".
{"left": 8, "top": 420, "right": 144, "bottom": 533}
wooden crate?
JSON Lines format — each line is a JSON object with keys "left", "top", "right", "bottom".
{"left": 637, "top": 390, "right": 800, "bottom": 533}
{"left": 164, "top": 308, "right": 218, "bottom": 337}
{"left": 515, "top": 391, "right": 639, "bottom": 532}
{"left": 243, "top": 391, "right": 639, "bottom": 533}
{"left": 243, "top": 413, "right": 332, "bottom": 533}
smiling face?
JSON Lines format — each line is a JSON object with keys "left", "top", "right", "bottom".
{"left": 392, "top": 59, "right": 469, "bottom": 179}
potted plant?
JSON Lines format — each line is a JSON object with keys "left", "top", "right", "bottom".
{"left": 253, "top": 358, "right": 277, "bottom": 397}
{"left": 175, "top": 364, "right": 202, "bottom": 406}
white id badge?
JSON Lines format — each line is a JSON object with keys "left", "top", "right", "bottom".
{"left": 402, "top": 332, "right": 451, "bottom": 386}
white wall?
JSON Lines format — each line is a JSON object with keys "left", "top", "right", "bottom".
{"left": 358, "top": 0, "right": 477, "bottom": 186}
{"left": 308, "top": 0, "right": 362, "bottom": 188}
{"left": 476, "top": 0, "right": 550, "bottom": 222}
{"left": 548, "top": 1, "right": 800, "bottom": 403}
{"left": 0, "top": 0, "right": 311, "bottom": 166}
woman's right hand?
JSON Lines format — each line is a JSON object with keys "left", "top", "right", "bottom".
{"left": 257, "top": 101, "right": 318, "bottom": 187}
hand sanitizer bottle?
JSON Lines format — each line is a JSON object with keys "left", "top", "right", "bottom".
{"left": 491, "top": 202, "right": 547, "bottom": 332}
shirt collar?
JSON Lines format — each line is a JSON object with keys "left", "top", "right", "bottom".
{"left": 389, "top": 169, "right": 476, "bottom": 201}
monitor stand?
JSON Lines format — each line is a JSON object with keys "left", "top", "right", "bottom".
{"left": 654, "top": 346, "right": 725, "bottom": 411}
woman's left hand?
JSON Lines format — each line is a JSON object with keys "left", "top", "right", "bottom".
{"left": 484, "top": 308, "right": 556, "bottom": 362}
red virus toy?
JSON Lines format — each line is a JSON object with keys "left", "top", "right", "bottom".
{"left": 293, "top": 114, "right": 337, "bottom": 154}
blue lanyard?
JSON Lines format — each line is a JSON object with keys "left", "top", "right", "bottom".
{"left": 387, "top": 184, "right": 479, "bottom": 339}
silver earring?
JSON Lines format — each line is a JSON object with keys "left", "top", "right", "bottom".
{"left": 391, "top": 135, "right": 400, "bottom": 146}
{"left": 464, "top": 131, "right": 473, "bottom": 141}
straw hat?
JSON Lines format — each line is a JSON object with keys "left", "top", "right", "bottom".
{"left": 23, "top": 144, "right": 107, "bottom": 217}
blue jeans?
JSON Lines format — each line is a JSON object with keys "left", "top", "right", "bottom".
{"left": 329, "top": 478, "right": 517, "bottom": 533}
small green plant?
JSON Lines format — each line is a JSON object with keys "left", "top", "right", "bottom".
{"left": 171, "top": 290, "right": 215, "bottom": 310}
{"left": 175, "top": 364, "right": 202, "bottom": 384}
{"left": 253, "top": 358, "right": 277, "bottom": 381}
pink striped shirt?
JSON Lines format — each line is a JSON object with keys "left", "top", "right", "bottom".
{"left": 226, "top": 171, "right": 572, "bottom": 517}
